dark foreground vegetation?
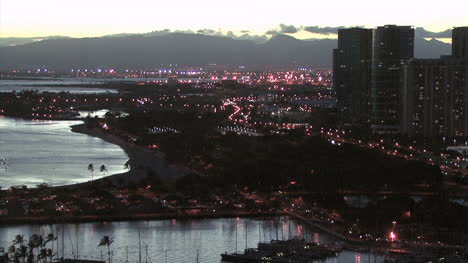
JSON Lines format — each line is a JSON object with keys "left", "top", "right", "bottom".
{"left": 108, "top": 109, "right": 442, "bottom": 194}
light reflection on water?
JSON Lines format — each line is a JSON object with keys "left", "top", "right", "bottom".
{"left": 0, "top": 117, "right": 128, "bottom": 188}
{"left": 0, "top": 218, "right": 384, "bottom": 263}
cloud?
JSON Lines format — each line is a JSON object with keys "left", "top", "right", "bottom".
{"left": 265, "top": 24, "right": 298, "bottom": 35}
{"left": 196, "top": 28, "right": 221, "bottom": 35}
{"left": 301, "top": 26, "right": 347, "bottom": 35}
{"left": 119, "top": 25, "right": 454, "bottom": 43}
{"left": 265, "top": 29, "right": 279, "bottom": 35}
{"left": 265, "top": 24, "right": 351, "bottom": 36}
{"left": 142, "top": 28, "right": 268, "bottom": 43}
{"left": 226, "top": 31, "right": 235, "bottom": 38}
{"left": 237, "top": 33, "right": 268, "bottom": 43}
{"left": 278, "top": 24, "right": 298, "bottom": 34}
{"left": 300, "top": 26, "right": 452, "bottom": 39}
{"left": 143, "top": 29, "right": 172, "bottom": 37}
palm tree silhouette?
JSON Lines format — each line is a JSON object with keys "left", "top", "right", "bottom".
{"left": 17, "top": 244, "right": 28, "bottom": 263}
{"left": 124, "top": 160, "right": 130, "bottom": 170}
{"left": 8, "top": 245, "right": 16, "bottom": 260}
{"left": 44, "top": 233, "right": 56, "bottom": 262}
{"left": 12, "top": 235, "right": 28, "bottom": 263}
{"left": 99, "top": 164, "right": 108, "bottom": 178}
{"left": 39, "top": 248, "right": 48, "bottom": 263}
{"left": 88, "top": 164, "right": 94, "bottom": 181}
{"left": 28, "top": 234, "right": 42, "bottom": 262}
{"left": 7, "top": 233, "right": 59, "bottom": 263}
{"left": 98, "top": 235, "right": 114, "bottom": 263}
{"left": 13, "top": 235, "right": 24, "bottom": 246}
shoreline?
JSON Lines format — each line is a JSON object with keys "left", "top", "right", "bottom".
{"left": 0, "top": 210, "right": 285, "bottom": 226}
{"left": 0, "top": 116, "right": 185, "bottom": 190}
{"left": 63, "top": 123, "right": 186, "bottom": 189}
{"left": 285, "top": 211, "right": 363, "bottom": 245}
{"left": 0, "top": 120, "right": 275, "bottom": 227}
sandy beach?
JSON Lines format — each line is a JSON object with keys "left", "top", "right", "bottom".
{"left": 69, "top": 123, "right": 186, "bottom": 187}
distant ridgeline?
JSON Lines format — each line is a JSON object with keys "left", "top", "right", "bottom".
{"left": 0, "top": 33, "right": 451, "bottom": 70}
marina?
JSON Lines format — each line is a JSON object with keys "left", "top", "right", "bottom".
{"left": 0, "top": 217, "right": 384, "bottom": 263}
{"left": 221, "top": 238, "right": 340, "bottom": 262}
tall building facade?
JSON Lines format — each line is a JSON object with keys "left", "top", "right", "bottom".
{"left": 333, "top": 28, "right": 373, "bottom": 127}
{"left": 401, "top": 27, "right": 468, "bottom": 137}
{"left": 452, "top": 27, "right": 468, "bottom": 60}
{"left": 401, "top": 57, "right": 468, "bottom": 137}
{"left": 370, "top": 25, "right": 415, "bottom": 134}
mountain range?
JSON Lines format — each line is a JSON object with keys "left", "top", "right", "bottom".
{"left": 0, "top": 33, "right": 452, "bottom": 71}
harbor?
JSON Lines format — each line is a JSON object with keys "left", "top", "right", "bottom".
{"left": 0, "top": 217, "right": 385, "bottom": 263}
{"left": 221, "top": 238, "right": 340, "bottom": 262}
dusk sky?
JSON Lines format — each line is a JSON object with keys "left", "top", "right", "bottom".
{"left": 1, "top": 0, "right": 467, "bottom": 38}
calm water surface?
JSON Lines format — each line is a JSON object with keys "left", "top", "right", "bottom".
{"left": 0, "top": 217, "right": 384, "bottom": 263}
{"left": 0, "top": 77, "right": 215, "bottom": 94}
{"left": 0, "top": 79, "right": 116, "bottom": 94}
{"left": 0, "top": 116, "right": 128, "bottom": 188}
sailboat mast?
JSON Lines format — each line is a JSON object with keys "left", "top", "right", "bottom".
{"left": 62, "top": 224, "right": 65, "bottom": 258}
{"left": 235, "top": 220, "right": 238, "bottom": 252}
{"left": 138, "top": 231, "right": 142, "bottom": 263}
{"left": 245, "top": 221, "right": 248, "bottom": 250}
{"left": 258, "top": 221, "right": 261, "bottom": 243}
{"left": 126, "top": 246, "right": 128, "bottom": 263}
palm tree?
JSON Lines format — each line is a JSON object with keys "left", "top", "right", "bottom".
{"left": 11, "top": 235, "right": 27, "bottom": 263}
{"left": 38, "top": 248, "right": 47, "bottom": 263}
{"left": 29, "top": 234, "right": 43, "bottom": 262}
{"left": 17, "top": 244, "right": 28, "bottom": 263}
{"left": 98, "top": 236, "right": 114, "bottom": 263}
{"left": 88, "top": 164, "right": 94, "bottom": 181}
{"left": 124, "top": 160, "right": 130, "bottom": 170}
{"left": 27, "top": 248, "right": 34, "bottom": 263}
{"left": 8, "top": 245, "right": 16, "bottom": 261}
{"left": 99, "top": 164, "right": 108, "bottom": 178}
{"left": 27, "top": 239, "right": 36, "bottom": 262}
{"left": 13, "top": 235, "right": 24, "bottom": 246}
{"left": 45, "top": 249, "right": 53, "bottom": 263}
{"left": 37, "top": 235, "right": 44, "bottom": 251}
{"left": 44, "top": 234, "right": 55, "bottom": 246}
{"left": 44, "top": 233, "right": 56, "bottom": 262}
